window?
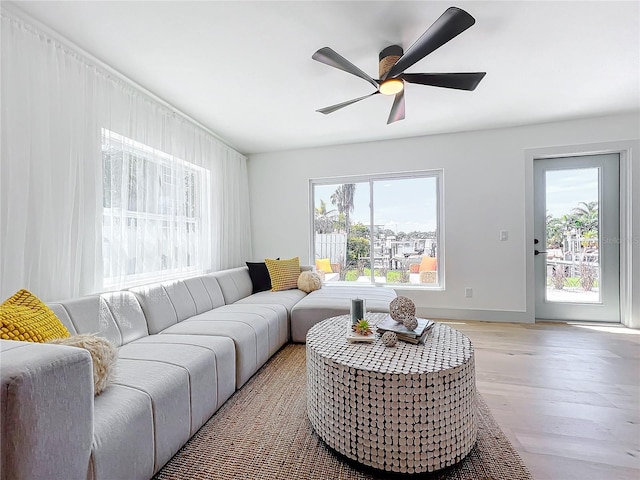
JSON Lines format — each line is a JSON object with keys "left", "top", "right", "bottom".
{"left": 310, "top": 171, "right": 443, "bottom": 287}
{"left": 102, "top": 129, "right": 210, "bottom": 287}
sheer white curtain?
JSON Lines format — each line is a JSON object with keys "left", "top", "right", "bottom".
{"left": 0, "top": 9, "right": 251, "bottom": 301}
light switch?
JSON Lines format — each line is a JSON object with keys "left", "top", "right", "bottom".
{"left": 499, "top": 230, "right": 508, "bottom": 241}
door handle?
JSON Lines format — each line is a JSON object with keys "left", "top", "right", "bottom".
{"left": 534, "top": 250, "right": 547, "bottom": 256}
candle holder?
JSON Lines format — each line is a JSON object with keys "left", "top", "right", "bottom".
{"left": 350, "top": 298, "right": 365, "bottom": 325}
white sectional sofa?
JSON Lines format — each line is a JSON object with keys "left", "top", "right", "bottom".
{"left": 0, "top": 266, "right": 396, "bottom": 480}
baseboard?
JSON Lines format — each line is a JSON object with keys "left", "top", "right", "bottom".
{"left": 415, "top": 307, "right": 534, "bottom": 323}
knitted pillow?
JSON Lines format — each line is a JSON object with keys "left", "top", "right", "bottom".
{"left": 265, "top": 257, "right": 301, "bottom": 292}
{"left": 0, "top": 289, "right": 70, "bottom": 342}
{"left": 48, "top": 334, "right": 118, "bottom": 396}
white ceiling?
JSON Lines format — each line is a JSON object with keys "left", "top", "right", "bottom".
{"left": 9, "top": 0, "right": 640, "bottom": 155}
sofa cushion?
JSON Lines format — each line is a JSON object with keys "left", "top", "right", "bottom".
{"left": 160, "top": 310, "right": 272, "bottom": 388}
{"left": 162, "top": 279, "right": 197, "bottom": 322}
{"left": 101, "top": 291, "right": 149, "bottom": 345}
{"left": 183, "top": 277, "right": 213, "bottom": 314}
{"left": 112, "top": 358, "right": 191, "bottom": 473}
{"left": 49, "top": 292, "right": 149, "bottom": 347}
{"left": 129, "top": 283, "right": 178, "bottom": 334}
{"left": 1, "top": 289, "right": 70, "bottom": 342}
{"left": 210, "top": 267, "right": 254, "bottom": 304}
{"left": 47, "top": 304, "right": 77, "bottom": 334}
{"left": 50, "top": 295, "right": 123, "bottom": 346}
{"left": 119, "top": 341, "right": 225, "bottom": 435}
{"left": 199, "top": 274, "right": 226, "bottom": 308}
{"left": 234, "top": 288, "right": 307, "bottom": 316}
{"left": 133, "top": 334, "right": 236, "bottom": 413}
{"left": 212, "top": 304, "right": 288, "bottom": 356}
{"left": 91, "top": 384, "right": 155, "bottom": 480}
{"left": 265, "top": 257, "right": 300, "bottom": 292}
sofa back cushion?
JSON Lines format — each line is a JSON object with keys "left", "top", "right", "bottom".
{"left": 49, "top": 296, "right": 122, "bottom": 346}
{"left": 48, "top": 292, "right": 147, "bottom": 347}
{"left": 129, "top": 283, "right": 178, "bottom": 335}
{"left": 183, "top": 277, "right": 213, "bottom": 314}
{"left": 210, "top": 267, "right": 253, "bottom": 304}
{"left": 199, "top": 275, "right": 226, "bottom": 309}
{"left": 48, "top": 304, "right": 78, "bottom": 335}
{"left": 101, "top": 292, "right": 149, "bottom": 345}
{"left": 162, "top": 280, "right": 197, "bottom": 322}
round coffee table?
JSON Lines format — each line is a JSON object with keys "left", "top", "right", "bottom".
{"left": 306, "top": 313, "right": 477, "bottom": 474}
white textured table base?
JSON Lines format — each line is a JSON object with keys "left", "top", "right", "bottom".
{"left": 306, "top": 314, "right": 477, "bottom": 474}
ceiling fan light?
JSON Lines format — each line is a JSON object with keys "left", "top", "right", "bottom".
{"left": 379, "top": 79, "right": 404, "bottom": 95}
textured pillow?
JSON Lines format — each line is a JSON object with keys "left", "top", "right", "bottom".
{"left": 297, "top": 271, "right": 322, "bottom": 293}
{"left": 265, "top": 257, "right": 301, "bottom": 292}
{"left": 246, "top": 261, "right": 272, "bottom": 293}
{"left": 315, "top": 258, "right": 333, "bottom": 274}
{"left": 48, "top": 334, "right": 118, "bottom": 396}
{"left": 0, "top": 289, "right": 70, "bottom": 342}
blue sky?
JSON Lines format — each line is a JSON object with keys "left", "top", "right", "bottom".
{"left": 546, "top": 167, "right": 599, "bottom": 218}
{"left": 314, "top": 168, "right": 599, "bottom": 233}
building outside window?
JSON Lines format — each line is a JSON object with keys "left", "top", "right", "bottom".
{"left": 310, "top": 171, "right": 443, "bottom": 287}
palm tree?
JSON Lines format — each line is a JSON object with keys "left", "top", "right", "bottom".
{"left": 330, "top": 184, "right": 356, "bottom": 233}
{"left": 571, "top": 201, "right": 598, "bottom": 234}
{"left": 314, "top": 199, "right": 336, "bottom": 233}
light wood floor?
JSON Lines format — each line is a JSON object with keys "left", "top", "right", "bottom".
{"left": 440, "top": 320, "right": 640, "bottom": 480}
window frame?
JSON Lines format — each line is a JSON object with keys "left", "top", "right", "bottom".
{"left": 102, "top": 129, "right": 209, "bottom": 289}
{"left": 309, "top": 170, "right": 445, "bottom": 289}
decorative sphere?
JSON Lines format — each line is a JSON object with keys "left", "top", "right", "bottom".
{"left": 381, "top": 331, "right": 397, "bottom": 347}
{"left": 389, "top": 296, "right": 416, "bottom": 323}
{"left": 403, "top": 316, "right": 418, "bottom": 331}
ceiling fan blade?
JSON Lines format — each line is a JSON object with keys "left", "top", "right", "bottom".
{"left": 316, "top": 92, "right": 379, "bottom": 115}
{"left": 384, "top": 7, "right": 476, "bottom": 80}
{"left": 312, "top": 47, "right": 379, "bottom": 89}
{"left": 387, "top": 90, "right": 405, "bottom": 124}
{"left": 402, "top": 72, "right": 486, "bottom": 90}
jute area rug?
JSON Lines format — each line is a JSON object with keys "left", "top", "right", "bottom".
{"left": 154, "top": 344, "right": 532, "bottom": 480}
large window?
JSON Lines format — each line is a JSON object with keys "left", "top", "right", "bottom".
{"left": 102, "top": 129, "right": 210, "bottom": 288}
{"left": 310, "top": 171, "right": 443, "bottom": 287}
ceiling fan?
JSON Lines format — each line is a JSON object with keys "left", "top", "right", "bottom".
{"left": 312, "top": 6, "right": 486, "bottom": 124}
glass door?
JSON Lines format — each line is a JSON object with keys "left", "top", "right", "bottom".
{"left": 533, "top": 154, "right": 620, "bottom": 322}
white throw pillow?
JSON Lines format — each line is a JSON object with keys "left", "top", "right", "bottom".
{"left": 48, "top": 333, "right": 118, "bottom": 396}
{"left": 297, "top": 271, "right": 322, "bottom": 293}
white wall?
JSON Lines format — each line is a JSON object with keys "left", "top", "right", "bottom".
{"left": 248, "top": 113, "right": 639, "bottom": 325}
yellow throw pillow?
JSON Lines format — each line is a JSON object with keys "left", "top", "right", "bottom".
{"left": 315, "top": 258, "right": 333, "bottom": 274}
{"left": 0, "top": 289, "right": 70, "bottom": 342}
{"left": 265, "top": 257, "right": 301, "bottom": 292}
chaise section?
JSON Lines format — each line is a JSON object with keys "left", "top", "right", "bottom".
{"left": 290, "top": 285, "right": 397, "bottom": 342}
{"left": 235, "top": 288, "right": 307, "bottom": 317}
